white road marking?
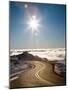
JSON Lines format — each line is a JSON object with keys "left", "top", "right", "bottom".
{"left": 10, "top": 68, "right": 30, "bottom": 78}
{"left": 35, "top": 63, "right": 55, "bottom": 85}
{"left": 10, "top": 76, "right": 19, "bottom": 81}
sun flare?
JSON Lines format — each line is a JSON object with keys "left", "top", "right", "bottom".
{"left": 28, "top": 15, "right": 39, "bottom": 33}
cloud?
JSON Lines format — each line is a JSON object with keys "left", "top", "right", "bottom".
{"left": 10, "top": 48, "right": 65, "bottom": 62}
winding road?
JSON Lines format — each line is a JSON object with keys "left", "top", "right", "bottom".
{"left": 10, "top": 60, "right": 65, "bottom": 88}
{"left": 35, "top": 63, "right": 55, "bottom": 85}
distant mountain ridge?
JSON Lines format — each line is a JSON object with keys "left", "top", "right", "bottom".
{"left": 11, "top": 51, "right": 35, "bottom": 61}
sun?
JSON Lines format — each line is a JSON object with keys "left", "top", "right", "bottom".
{"left": 28, "top": 15, "right": 39, "bottom": 33}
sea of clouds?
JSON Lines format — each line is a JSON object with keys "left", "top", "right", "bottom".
{"left": 10, "top": 48, "right": 66, "bottom": 74}
{"left": 10, "top": 48, "right": 65, "bottom": 62}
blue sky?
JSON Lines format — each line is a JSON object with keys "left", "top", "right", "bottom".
{"left": 10, "top": 2, "right": 66, "bottom": 49}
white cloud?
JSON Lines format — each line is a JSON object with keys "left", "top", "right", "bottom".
{"left": 10, "top": 48, "right": 65, "bottom": 62}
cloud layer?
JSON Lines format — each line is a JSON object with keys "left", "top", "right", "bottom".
{"left": 10, "top": 48, "right": 65, "bottom": 61}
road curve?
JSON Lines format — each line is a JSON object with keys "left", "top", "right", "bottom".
{"left": 35, "top": 63, "right": 55, "bottom": 85}
{"left": 10, "top": 60, "right": 64, "bottom": 88}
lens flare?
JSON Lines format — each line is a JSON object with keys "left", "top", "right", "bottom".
{"left": 28, "top": 15, "right": 39, "bottom": 33}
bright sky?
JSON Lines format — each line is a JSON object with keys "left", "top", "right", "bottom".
{"left": 10, "top": 2, "right": 66, "bottom": 49}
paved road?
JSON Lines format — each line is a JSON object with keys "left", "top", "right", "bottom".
{"left": 10, "top": 60, "right": 65, "bottom": 88}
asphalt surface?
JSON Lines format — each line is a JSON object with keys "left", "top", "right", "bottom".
{"left": 10, "top": 60, "right": 65, "bottom": 89}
